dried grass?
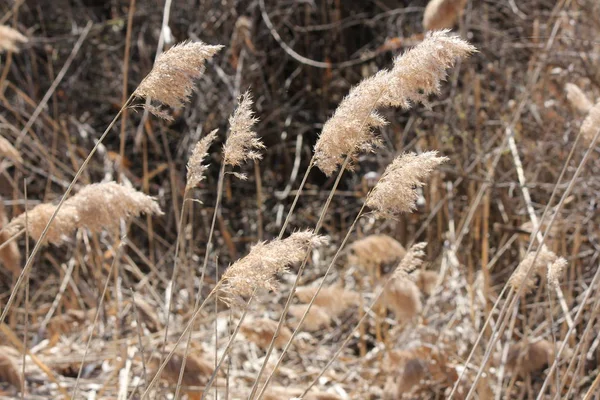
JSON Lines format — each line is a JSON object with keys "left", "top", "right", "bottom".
{"left": 295, "top": 285, "right": 359, "bottom": 317}
{"left": 0, "top": 134, "right": 22, "bottom": 165}
{"left": 347, "top": 234, "right": 406, "bottom": 275}
{"left": 423, "top": 0, "right": 467, "bottom": 31}
{"left": 0, "top": 25, "right": 28, "bottom": 53}
{"left": 0, "top": 201, "right": 21, "bottom": 277}
{"left": 565, "top": 83, "right": 593, "bottom": 115}
{"left": 0, "top": 348, "right": 24, "bottom": 393}
{"left": 241, "top": 318, "right": 293, "bottom": 349}
{"left": 223, "top": 91, "right": 264, "bottom": 168}
{"left": 289, "top": 304, "right": 332, "bottom": 332}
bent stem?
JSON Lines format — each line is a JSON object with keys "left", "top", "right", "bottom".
{"left": 0, "top": 95, "right": 134, "bottom": 326}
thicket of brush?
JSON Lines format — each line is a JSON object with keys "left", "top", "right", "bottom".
{"left": 1, "top": 0, "right": 600, "bottom": 399}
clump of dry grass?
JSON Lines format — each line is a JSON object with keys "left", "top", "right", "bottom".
{"left": 241, "top": 318, "right": 293, "bottom": 349}
{"left": 547, "top": 257, "right": 568, "bottom": 290}
{"left": 504, "top": 339, "right": 554, "bottom": 377}
{"left": 0, "top": 134, "right": 22, "bottom": 165}
{"left": 565, "top": 83, "right": 593, "bottom": 115}
{"left": 4, "top": 202, "right": 79, "bottom": 245}
{"left": 134, "top": 41, "right": 223, "bottom": 118}
{"left": 295, "top": 285, "right": 359, "bottom": 317}
{"left": 382, "top": 278, "right": 422, "bottom": 322}
{"left": 347, "top": 234, "right": 406, "bottom": 275}
{"left": 0, "top": 348, "right": 24, "bottom": 394}
{"left": 413, "top": 270, "right": 439, "bottom": 295}
{"left": 366, "top": 152, "right": 447, "bottom": 218}
{"left": 186, "top": 129, "right": 218, "bottom": 190}
{"left": 0, "top": 201, "right": 21, "bottom": 277}
{"left": 0, "top": 25, "right": 28, "bottom": 53}
{"left": 394, "top": 358, "right": 427, "bottom": 394}
{"left": 289, "top": 304, "right": 332, "bottom": 332}
{"left": 508, "top": 247, "right": 561, "bottom": 292}
{"left": 423, "top": 0, "right": 467, "bottom": 31}
{"left": 152, "top": 349, "right": 213, "bottom": 388}
{"left": 580, "top": 101, "right": 600, "bottom": 145}
{"left": 222, "top": 231, "right": 327, "bottom": 297}
{"left": 223, "top": 91, "right": 264, "bottom": 169}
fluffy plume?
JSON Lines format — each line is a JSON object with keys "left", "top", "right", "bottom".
{"left": 152, "top": 349, "right": 213, "bottom": 388}
{"left": 565, "top": 83, "right": 593, "bottom": 115}
{"left": 347, "top": 234, "right": 406, "bottom": 275}
{"left": 504, "top": 339, "right": 554, "bottom": 377}
{"left": 134, "top": 41, "right": 223, "bottom": 118}
{"left": 547, "top": 257, "right": 568, "bottom": 290}
{"left": 295, "top": 285, "right": 359, "bottom": 317}
{"left": 366, "top": 152, "right": 447, "bottom": 218}
{"left": 394, "top": 242, "right": 428, "bottom": 278}
{"left": 508, "top": 247, "right": 559, "bottom": 292}
{"left": 241, "top": 318, "right": 292, "bottom": 349}
{"left": 289, "top": 304, "right": 332, "bottom": 332}
{"left": 223, "top": 91, "right": 264, "bottom": 168}
{"left": 0, "top": 25, "right": 28, "bottom": 53}
{"left": 222, "top": 231, "right": 327, "bottom": 298}
{"left": 4, "top": 182, "right": 162, "bottom": 245}
{"left": 580, "top": 101, "right": 600, "bottom": 145}
{"left": 423, "top": 0, "right": 467, "bottom": 31}
{"left": 186, "top": 129, "right": 218, "bottom": 190}
{"left": 313, "top": 31, "right": 474, "bottom": 176}
{"left": 382, "top": 278, "right": 422, "bottom": 322}
{"left": 412, "top": 270, "right": 439, "bottom": 296}
{"left": 0, "top": 201, "right": 21, "bottom": 277}
{"left": 0, "top": 134, "right": 22, "bottom": 165}
{"left": 0, "top": 348, "right": 24, "bottom": 393}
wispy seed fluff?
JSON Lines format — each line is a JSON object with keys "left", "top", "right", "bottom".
{"left": 580, "top": 101, "right": 600, "bottom": 146}
{"left": 223, "top": 91, "right": 264, "bottom": 169}
{"left": 314, "top": 30, "right": 474, "bottom": 176}
{"left": 186, "top": 129, "right": 218, "bottom": 190}
{"left": 565, "top": 83, "right": 593, "bottom": 115}
{"left": 0, "top": 25, "right": 28, "bottom": 53}
{"left": 222, "top": 231, "right": 327, "bottom": 298}
{"left": 366, "top": 152, "right": 448, "bottom": 218}
{"left": 547, "top": 257, "right": 568, "bottom": 290}
{"left": 393, "top": 242, "right": 428, "bottom": 279}
{"left": 4, "top": 182, "right": 162, "bottom": 245}
{"left": 134, "top": 41, "right": 223, "bottom": 119}
{"left": 508, "top": 247, "right": 560, "bottom": 292}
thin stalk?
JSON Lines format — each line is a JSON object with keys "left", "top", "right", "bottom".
{"left": 0, "top": 95, "right": 134, "bottom": 326}
{"left": 0, "top": 228, "right": 25, "bottom": 251}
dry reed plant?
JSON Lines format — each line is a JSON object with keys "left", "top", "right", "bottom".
{"left": 0, "top": 25, "right": 28, "bottom": 53}
{"left": 223, "top": 91, "right": 264, "bottom": 169}
{"left": 4, "top": 202, "right": 79, "bottom": 245}
{"left": 241, "top": 318, "right": 293, "bottom": 349}
{"left": 382, "top": 278, "right": 422, "bottom": 322}
{"left": 504, "top": 339, "right": 554, "bottom": 377}
{"left": 565, "top": 83, "right": 593, "bottom": 115}
{"left": 547, "top": 257, "right": 568, "bottom": 290}
{"left": 412, "top": 270, "right": 439, "bottom": 296}
{"left": 394, "top": 358, "right": 428, "bottom": 395}
{"left": 422, "top": 0, "right": 467, "bottom": 31}
{"left": 295, "top": 285, "right": 359, "bottom": 317}
{"left": 222, "top": 231, "right": 327, "bottom": 298}
{"left": 0, "top": 201, "right": 21, "bottom": 277}
{"left": 134, "top": 41, "right": 223, "bottom": 118}
{"left": 186, "top": 129, "right": 218, "bottom": 190}
{"left": 366, "top": 152, "right": 448, "bottom": 218}
{"left": 0, "top": 134, "right": 22, "bottom": 165}
{"left": 347, "top": 234, "right": 406, "bottom": 275}
{"left": 507, "top": 247, "right": 561, "bottom": 292}
{"left": 580, "top": 101, "right": 600, "bottom": 145}
{"left": 313, "top": 30, "right": 474, "bottom": 176}
{"left": 152, "top": 350, "right": 213, "bottom": 388}
{"left": 288, "top": 304, "right": 332, "bottom": 332}
{"left": 0, "top": 348, "right": 23, "bottom": 394}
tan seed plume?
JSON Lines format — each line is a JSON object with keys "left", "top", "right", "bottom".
{"left": 134, "top": 41, "right": 223, "bottom": 118}
{"left": 289, "top": 304, "right": 332, "bottom": 332}
{"left": 186, "top": 129, "right": 218, "bottom": 190}
{"left": 504, "top": 339, "right": 554, "bottom": 377}
{"left": 223, "top": 91, "right": 264, "bottom": 169}
{"left": 423, "top": 0, "right": 467, "bottom": 31}
{"left": 366, "top": 152, "right": 447, "bottom": 218}
{"left": 240, "top": 318, "right": 293, "bottom": 349}
{"left": 347, "top": 234, "right": 406, "bottom": 275}
{"left": 547, "top": 257, "right": 568, "bottom": 290}
{"left": 4, "top": 203, "right": 79, "bottom": 245}
{"left": 580, "top": 101, "right": 600, "bottom": 146}
{"left": 295, "top": 285, "right": 359, "bottom": 317}
{"left": 0, "top": 201, "right": 21, "bottom": 277}
{"left": 508, "top": 247, "right": 558, "bottom": 292}
{"left": 565, "top": 83, "right": 593, "bottom": 115}
{"left": 0, "top": 25, "right": 28, "bottom": 53}
{"left": 314, "top": 31, "right": 474, "bottom": 176}
{"left": 222, "top": 231, "right": 327, "bottom": 298}
{"left": 0, "top": 134, "right": 22, "bottom": 165}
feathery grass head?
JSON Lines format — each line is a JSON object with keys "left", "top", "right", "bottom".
{"left": 0, "top": 25, "right": 28, "bottom": 53}
{"left": 580, "top": 101, "right": 600, "bottom": 145}
{"left": 508, "top": 247, "right": 559, "bottom": 292}
{"left": 547, "top": 257, "right": 568, "bottom": 290}
{"left": 423, "top": 0, "right": 467, "bottom": 31}
{"left": 393, "top": 242, "right": 428, "bottom": 279}
{"left": 0, "top": 134, "right": 22, "bottom": 165}
{"left": 222, "top": 231, "right": 327, "bottom": 298}
{"left": 289, "top": 304, "right": 332, "bottom": 332}
{"left": 186, "top": 129, "right": 218, "bottom": 190}
{"left": 134, "top": 41, "right": 223, "bottom": 119}
{"left": 347, "top": 234, "right": 406, "bottom": 275}
{"left": 5, "top": 203, "right": 79, "bottom": 245}
{"left": 223, "top": 91, "right": 264, "bottom": 169}
{"left": 565, "top": 83, "right": 593, "bottom": 115}
{"left": 366, "top": 152, "right": 447, "bottom": 218}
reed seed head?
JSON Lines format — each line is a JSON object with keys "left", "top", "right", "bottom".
{"left": 547, "top": 257, "right": 568, "bottom": 290}
{"left": 580, "top": 101, "right": 600, "bottom": 146}
{"left": 508, "top": 247, "right": 558, "bottom": 292}
{"left": 0, "top": 201, "right": 21, "bottom": 277}
{"left": 186, "top": 129, "right": 218, "bottom": 190}
{"left": 347, "top": 234, "right": 406, "bottom": 276}
{"left": 5, "top": 203, "right": 79, "bottom": 245}
{"left": 288, "top": 304, "right": 332, "bottom": 332}
{"left": 0, "top": 134, "right": 22, "bottom": 165}
{"left": 565, "top": 83, "right": 593, "bottom": 115}
{"left": 0, "top": 25, "right": 28, "bottom": 53}
{"left": 423, "top": 0, "right": 467, "bottom": 31}
{"left": 223, "top": 91, "right": 264, "bottom": 169}
{"left": 222, "top": 231, "right": 327, "bottom": 298}
{"left": 295, "top": 285, "right": 359, "bottom": 317}
{"left": 366, "top": 152, "right": 447, "bottom": 218}
{"left": 134, "top": 41, "right": 223, "bottom": 118}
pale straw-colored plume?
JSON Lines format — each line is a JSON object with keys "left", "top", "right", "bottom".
{"left": 186, "top": 129, "right": 218, "bottom": 190}
{"left": 347, "top": 234, "right": 406, "bottom": 275}
{"left": 0, "top": 134, "right": 22, "bottom": 165}
{"left": 547, "top": 257, "right": 568, "bottom": 290}
{"left": 423, "top": 0, "right": 467, "bottom": 31}
{"left": 313, "top": 30, "right": 473, "bottom": 176}
{"left": 504, "top": 339, "right": 554, "bottom": 377}
{"left": 508, "top": 246, "right": 559, "bottom": 292}
{"left": 222, "top": 231, "right": 327, "bottom": 298}
{"left": 580, "top": 101, "right": 600, "bottom": 146}
{"left": 223, "top": 91, "right": 264, "bottom": 169}
{"left": 0, "top": 201, "right": 21, "bottom": 277}
{"left": 4, "top": 182, "right": 162, "bottom": 245}
{"left": 0, "top": 25, "right": 28, "bottom": 53}
{"left": 295, "top": 285, "right": 359, "bottom": 317}
{"left": 565, "top": 83, "right": 593, "bottom": 115}
{"left": 412, "top": 270, "right": 439, "bottom": 295}
{"left": 366, "top": 152, "right": 448, "bottom": 218}
{"left": 289, "top": 304, "right": 332, "bottom": 332}
{"left": 240, "top": 318, "right": 293, "bottom": 349}
{"left": 134, "top": 41, "right": 223, "bottom": 118}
